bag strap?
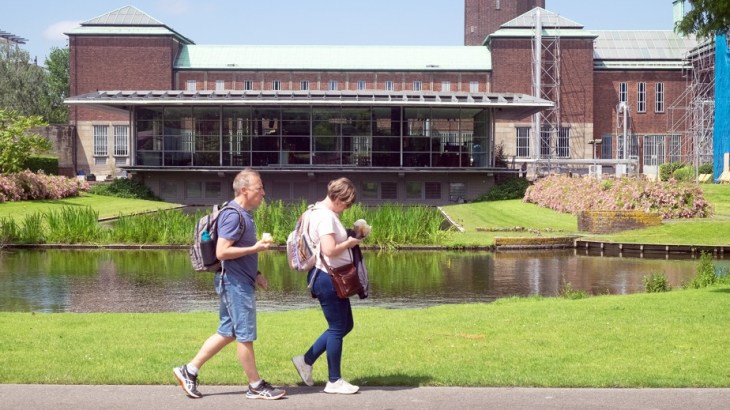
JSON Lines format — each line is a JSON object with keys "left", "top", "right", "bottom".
{"left": 218, "top": 203, "right": 247, "bottom": 275}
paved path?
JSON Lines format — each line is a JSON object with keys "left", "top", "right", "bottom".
{"left": 1, "top": 385, "right": 729, "bottom": 410}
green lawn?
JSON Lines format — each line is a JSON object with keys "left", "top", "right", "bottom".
{"left": 1, "top": 286, "right": 729, "bottom": 387}
{"left": 441, "top": 184, "right": 730, "bottom": 247}
{"left": 702, "top": 183, "right": 730, "bottom": 216}
{"left": 0, "top": 193, "right": 181, "bottom": 221}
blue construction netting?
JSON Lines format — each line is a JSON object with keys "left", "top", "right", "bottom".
{"left": 714, "top": 35, "right": 730, "bottom": 180}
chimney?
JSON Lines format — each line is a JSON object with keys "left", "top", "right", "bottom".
{"left": 673, "top": 0, "right": 686, "bottom": 36}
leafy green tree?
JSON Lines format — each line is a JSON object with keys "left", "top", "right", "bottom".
{"left": 43, "top": 47, "right": 69, "bottom": 124}
{"left": 676, "top": 0, "right": 730, "bottom": 38}
{"left": 0, "top": 44, "right": 48, "bottom": 119}
{"left": 0, "top": 110, "right": 53, "bottom": 173}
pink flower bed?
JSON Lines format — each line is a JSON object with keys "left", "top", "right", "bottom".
{"left": 0, "top": 170, "right": 90, "bottom": 203}
{"left": 523, "top": 175, "right": 712, "bottom": 219}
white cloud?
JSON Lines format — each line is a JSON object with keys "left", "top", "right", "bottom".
{"left": 44, "top": 21, "right": 82, "bottom": 41}
{"left": 156, "top": 0, "right": 192, "bottom": 15}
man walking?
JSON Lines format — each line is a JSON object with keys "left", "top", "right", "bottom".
{"left": 174, "top": 169, "right": 284, "bottom": 400}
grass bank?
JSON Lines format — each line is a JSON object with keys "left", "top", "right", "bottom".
{"left": 442, "top": 184, "right": 730, "bottom": 247}
{"left": 0, "top": 193, "right": 181, "bottom": 221}
{"left": 1, "top": 286, "right": 729, "bottom": 387}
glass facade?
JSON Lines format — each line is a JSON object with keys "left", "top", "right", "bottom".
{"left": 134, "top": 105, "right": 491, "bottom": 168}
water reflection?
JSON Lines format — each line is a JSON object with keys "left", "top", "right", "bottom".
{"left": 0, "top": 249, "right": 725, "bottom": 313}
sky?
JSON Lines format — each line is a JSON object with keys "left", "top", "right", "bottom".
{"left": 3, "top": 0, "right": 686, "bottom": 65}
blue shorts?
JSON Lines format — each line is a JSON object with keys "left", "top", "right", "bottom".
{"left": 214, "top": 272, "right": 257, "bottom": 343}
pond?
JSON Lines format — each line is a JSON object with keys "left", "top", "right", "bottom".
{"left": 0, "top": 249, "right": 725, "bottom": 313}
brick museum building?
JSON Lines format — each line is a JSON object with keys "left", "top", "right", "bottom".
{"left": 65, "top": 1, "right": 700, "bottom": 205}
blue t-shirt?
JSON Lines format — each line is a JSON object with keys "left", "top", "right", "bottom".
{"left": 217, "top": 201, "right": 258, "bottom": 287}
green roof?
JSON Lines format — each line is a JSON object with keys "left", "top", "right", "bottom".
{"left": 175, "top": 45, "right": 491, "bottom": 71}
{"left": 66, "top": 5, "right": 194, "bottom": 44}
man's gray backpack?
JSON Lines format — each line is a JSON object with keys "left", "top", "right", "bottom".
{"left": 190, "top": 203, "right": 245, "bottom": 273}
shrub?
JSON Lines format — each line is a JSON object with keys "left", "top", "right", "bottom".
{"left": 89, "top": 178, "right": 161, "bottom": 201}
{"left": 659, "top": 162, "right": 685, "bottom": 181}
{"left": 644, "top": 272, "right": 670, "bottom": 293}
{"left": 474, "top": 177, "right": 530, "bottom": 202}
{"left": 22, "top": 156, "right": 59, "bottom": 175}
{"left": 698, "top": 163, "right": 713, "bottom": 175}
{"left": 523, "top": 175, "right": 712, "bottom": 219}
{"left": 684, "top": 252, "right": 717, "bottom": 289}
{"left": 672, "top": 166, "right": 696, "bottom": 182}
{"left": 560, "top": 281, "right": 588, "bottom": 300}
{"left": 0, "top": 170, "right": 87, "bottom": 203}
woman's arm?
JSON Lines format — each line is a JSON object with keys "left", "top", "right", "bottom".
{"left": 320, "top": 233, "right": 360, "bottom": 258}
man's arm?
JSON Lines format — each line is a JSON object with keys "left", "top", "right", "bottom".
{"left": 216, "top": 237, "right": 269, "bottom": 261}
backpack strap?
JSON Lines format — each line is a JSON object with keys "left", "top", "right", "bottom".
{"left": 217, "top": 203, "right": 248, "bottom": 275}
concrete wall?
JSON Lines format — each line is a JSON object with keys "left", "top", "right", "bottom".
{"left": 136, "top": 170, "right": 496, "bottom": 206}
{"left": 28, "top": 125, "right": 76, "bottom": 176}
{"left": 577, "top": 210, "right": 662, "bottom": 234}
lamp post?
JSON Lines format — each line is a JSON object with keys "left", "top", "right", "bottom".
{"left": 588, "top": 139, "right": 602, "bottom": 177}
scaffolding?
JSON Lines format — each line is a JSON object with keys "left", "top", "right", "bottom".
{"left": 531, "top": 8, "right": 562, "bottom": 174}
{"left": 667, "top": 39, "right": 715, "bottom": 169}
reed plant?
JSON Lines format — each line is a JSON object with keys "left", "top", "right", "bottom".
{"left": 45, "top": 206, "right": 100, "bottom": 244}
{"left": 0, "top": 216, "right": 19, "bottom": 244}
{"left": 341, "top": 203, "right": 446, "bottom": 247}
{"left": 109, "top": 210, "right": 193, "bottom": 245}
{"left": 19, "top": 212, "right": 46, "bottom": 244}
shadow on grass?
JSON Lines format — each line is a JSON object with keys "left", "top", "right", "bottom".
{"left": 709, "top": 288, "right": 730, "bottom": 294}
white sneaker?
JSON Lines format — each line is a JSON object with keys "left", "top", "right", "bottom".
{"left": 324, "top": 378, "right": 359, "bottom": 394}
{"left": 292, "top": 355, "right": 314, "bottom": 386}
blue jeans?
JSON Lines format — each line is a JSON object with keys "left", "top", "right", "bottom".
{"left": 304, "top": 268, "right": 354, "bottom": 382}
{"left": 214, "top": 272, "right": 257, "bottom": 343}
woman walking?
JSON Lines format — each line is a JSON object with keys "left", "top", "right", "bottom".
{"left": 292, "top": 177, "right": 361, "bottom": 394}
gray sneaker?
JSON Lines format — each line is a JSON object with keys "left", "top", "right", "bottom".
{"left": 292, "top": 355, "right": 314, "bottom": 386}
{"left": 173, "top": 365, "right": 202, "bottom": 398}
{"left": 246, "top": 379, "right": 286, "bottom": 400}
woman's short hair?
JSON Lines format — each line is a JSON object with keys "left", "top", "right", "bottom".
{"left": 327, "top": 177, "right": 356, "bottom": 205}
{"left": 232, "top": 168, "right": 260, "bottom": 195}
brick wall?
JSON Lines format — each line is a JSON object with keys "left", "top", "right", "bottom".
{"left": 464, "top": 0, "right": 545, "bottom": 46}
{"left": 69, "top": 36, "right": 177, "bottom": 123}
{"left": 593, "top": 70, "right": 687, "bottom": 140}
{"left": 577, "top": 210, "right": 662, "bottom": 234}
{"left": 175, "top": 70, "right": 490, "bottom": 92}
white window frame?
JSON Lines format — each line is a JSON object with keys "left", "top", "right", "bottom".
{"left": 619, "top": 82, "right": 628, "bottom": 103}
{"left": 441, "top": 80, "right": 450, "bottom": 92}
{"left": 469, "top": 81, "right": 479, "bottom": 93}
{"left": 300, "top": 80, "right": 309, "bottom": 91}
{"left": 93, "top": 125, "right": 108, "bottom": 156}
{"left": 272, "top": 80, "right": 281, "bottom": 91}
{"left": 186, "top": 80, "right": 196, "bottom": 92}
{"left": 243, "top": 80, "right": 253, "bottom": 91}
{"left": 413, "top": 81, "right": 422, "bottom": 91}
{"left": 385, "top": 81, "right": 394, "bottom": 91}
{"left": 637, "top": 82, "right": 646, "bottom": 113}
{"left": 215, "top": 80, "right": 224, "bottom": 91}
{"left": 655, "top": 82, "right": 665, "bottom": 113}
{"left": 329, "top": 80, "right": 338, "bottom": 91}
{"left": 516, "top": 127, "right": 530, "bottom": 158}
{"left": 357, "top": 81, "right": 366, "bottom": 90}
{"left": 113, "top": 125, "right": 128, "bottom": 156}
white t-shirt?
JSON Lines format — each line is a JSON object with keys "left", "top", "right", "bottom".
{"left": 307, "top": 205, "right": 352, "bottom": 270}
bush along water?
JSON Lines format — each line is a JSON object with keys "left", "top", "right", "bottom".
{"left": 644, "top": 272, "right": 671, "bottom": 293}
{"left": 523, "top": 175, "right": 712, "bottom": 219}
{"left": 0, "top": 170, "right": 88, "bottom": 203}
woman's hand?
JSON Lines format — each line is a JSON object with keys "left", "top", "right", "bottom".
{"left": 344, "top": 237, "right": 361, "bottom": 249}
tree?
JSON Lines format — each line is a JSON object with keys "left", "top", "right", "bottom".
{"left": 676, "top": 0, "right": 730, "bottom": 38}
{"left": 0, "top": 110, "right": 53, "bottom": 173}
{"left": 44, "top": 47, "right": 69, "bottom": 124}
{"left": 0, "top": 44, "right": 48, "bottom": 119}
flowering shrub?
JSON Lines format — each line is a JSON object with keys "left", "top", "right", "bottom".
{"left": 0, "top": 170, "right": 89, "bottom": 203}
{"left": 523, "top": 175, "right": 712, "bottom": 219}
